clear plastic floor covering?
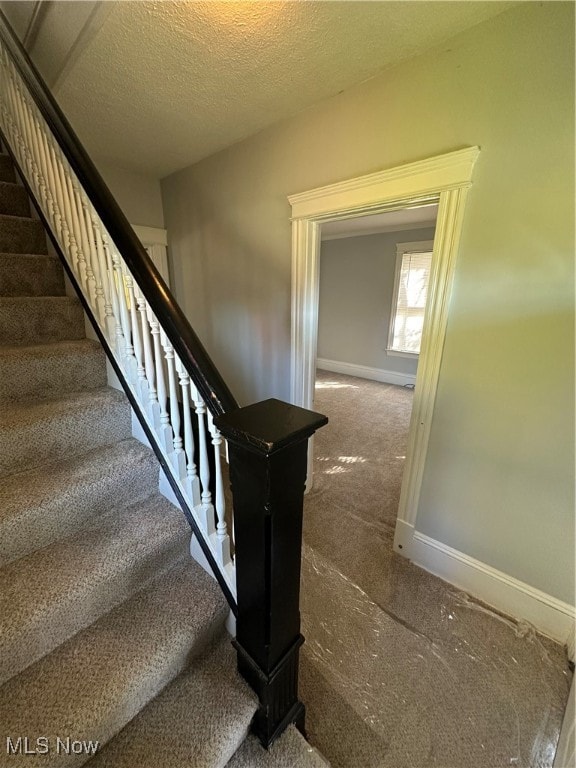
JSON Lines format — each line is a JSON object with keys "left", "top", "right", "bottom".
{"left": 300, "top": 371, "right": 572, "bottom": 768}
{"left": 300, "top": 544, "right": 571, "bottom": 768}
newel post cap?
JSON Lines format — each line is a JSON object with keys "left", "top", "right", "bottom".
{"left": 214, "top": 398, "right": 328, "bottom": 455}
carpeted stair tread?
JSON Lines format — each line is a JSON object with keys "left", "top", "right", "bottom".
{"left": 0, "top": 387, "right": 131, "bottom": 476}
{"left": 0, "top": 438, "right": 159, "bottom": 567}
{"left": 86, "top": 634, "right": 257, "bottom": 768}
{"left": 226, "top": 728, "right": 330, "bottom": 768}
{"left": 0, "top": 252, "right": 65, "bottom": 296}
{"left": 0, "top": 559, "right": 228, "bottom": 768}
{"left": 0, "top": 339, "right": 106, "bottom": 403}
{"left": 0, "top": 154, "right": 15, "bottom": 183}
{"left": 0, "top": 490, "right": 190, "bottom": 687}
{"left": 0, "top": 154, "right": 329, "bottom": 768}
{"left": 0, "top": 295, "right": 84, "bottom": 345}
{"left": 0, "top": 213, "right": 47, "bottom": 254}
{"left": 0, "top": 181, "right": 30, "bottom": 217}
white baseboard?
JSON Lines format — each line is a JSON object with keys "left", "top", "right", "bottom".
{"left": 394, "top": 519, "right": 575, "bottom": 654}
{"left": 316, "top": 357, "right": 416, "bottom": 387}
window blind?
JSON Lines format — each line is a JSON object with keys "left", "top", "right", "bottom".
{"left": 389, "top": 250, "right": 432, "bottom": 354}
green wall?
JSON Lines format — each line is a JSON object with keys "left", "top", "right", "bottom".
{"left": 162, "top": 2, "right": 574, "bottom": 604}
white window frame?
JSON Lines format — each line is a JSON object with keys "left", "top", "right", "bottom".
{"left": 387, "top": 240, "right": 434, "bottom": 358}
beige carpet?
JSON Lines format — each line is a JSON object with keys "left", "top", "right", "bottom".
{"left": 300, "top": 369, "right": 572, "bottom": 768}
{"left": 0, "top": 150, "right": 322, "bottom": 768}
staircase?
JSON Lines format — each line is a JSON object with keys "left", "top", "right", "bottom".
{"left": 0, "top": 155, "right": 327, "bottom": 767}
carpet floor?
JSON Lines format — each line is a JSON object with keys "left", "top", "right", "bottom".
{"left": 300, "top": 369, "right": 572, "bottom": 768}
{"left": 0, "top": 149, "right": 324, "bottom": 768}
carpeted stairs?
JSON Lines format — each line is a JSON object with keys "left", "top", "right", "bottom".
{"left": 0, "top": 153, "right": 326, "bottom": 768}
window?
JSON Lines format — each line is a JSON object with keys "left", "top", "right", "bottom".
{"left": 387, "top": 241, "right": 434, "bottom": 356}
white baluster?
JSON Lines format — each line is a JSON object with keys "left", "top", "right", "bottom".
{"left": 148, "top": 309, "right": 172, "bottom": 450}
{"left": 21, "top": 98, "right": 47, "bottom": 212}
{"left": 175, "top": 357, "right": 201, "bottom": 504}
{"left": 77, "top": 193, "right": 107, "bottom": 326}
{"left": 93, "top": 218, "right": 114, "bottom": 340}
{"left": 102, "top": 233, "right": 126, "bottom": 358}
{"left": 68, "top": 170, "right": 98, "bottom": 308}
{"left": 57, "top": 157, "right": 86, "bottom": 290}
{"left": 8, "top": 77, "right": 35, "bottom": 190}
{"left": 135, "top": 286, "right": 158, "bottom": 417}
{"left": 0, "top": 57, "right": 17, "bottom": 153}
{"left": 12, "top": 81, "right": 35, "bottom": 187}
{"left": 22, "top": 94, "right": 46, "bottom": 214}
{"left": 46, "top": 136, "right": 73, "bottom": 259}
{"left": 37, "top": 119, "right": 63, "bottom": 242}
{"left": 111, "top": 250, "right": 136, "bottom": 378}
{"left": 1, "top": 73, "right": 20, "bottom": 161}
{"left": 30, "top": 114, "right": 55, "bottom": 230}
{"left": 0, "top": 52, "right": 13, "bottom": 144}
{"left": 83, "top": 212, "right": 104, "bottom": 324}
{"left": 160, "top": 331, "right": 186, "bottom": 478}
{"left": 125, "top": 269, "right": 146, "bottom": 400}
{"left": 191, "top": 382, "right": 215, "bottom": 536}
{"left": 207, "top": 410, "right": 231, "bottom": 567}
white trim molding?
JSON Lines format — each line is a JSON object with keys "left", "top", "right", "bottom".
{"left": 289, "top": 147, "right": 479, "bottom": 508}
{"left": 133, "top": 224, "right": 170, "bottom": 287}
{"left": 395, "top": 519, "right": 576, "bottom": 648}
{"left": 395, "top": 186, "right": 472, "bottom": 530}
{"left": 289, "top": 147, "right": 480, "bottom": 220}
{"left": 317, "top": 358, "right": 416, "bottom": 388}
{"left": 132, "top": 224, "right": 168, "bottom": 247}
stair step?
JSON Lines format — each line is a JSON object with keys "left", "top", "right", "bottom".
{"left": 0, "top": 252, "right": 65, "bottom": 297}
{"left": 0, "top": 438, "right": 159, "bottom": 567}
{"left": 0, "top": 295, "right": 85, "bottom": 345}
{"left": 227, "top": 728, "right": 330, "bottom": 768}
{"left": 0, "top": 340, "right": 106, "bottom": 403}
{"left": 0, "top": 155, "right": 15, "bottom": 184}
{"left": 86, "top": 635, "right": 256, "bottom": 768}
{"left": 0, "top": 559, "right": 227, "bottom": 768}
{"left": 0, "top": 181, "right": 29, "bottom": 217}
{"left": 0, "top": 213, "right": 47, "bottom": 254}
{"left": 0, "top": 491, "right": 190, "bottom": 686}
{"left": 0, "top": 387, "right": 131, "bottom": 477}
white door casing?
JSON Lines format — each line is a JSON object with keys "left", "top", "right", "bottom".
{"left": 288, "top": 147, "right": 479, "bottom": 545}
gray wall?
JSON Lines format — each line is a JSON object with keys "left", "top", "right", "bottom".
{"left": 318, "top": 227, "right": 436, "bottom": 376}
{"left": 96, "top": 162, "right": 165, "bottom": 229}
{"left": 161, "top": 3, "right": 574, "bottom": 605}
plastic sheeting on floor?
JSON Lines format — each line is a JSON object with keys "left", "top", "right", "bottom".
{"left": 300, "top": 544, "right": 572, "bottom": 768}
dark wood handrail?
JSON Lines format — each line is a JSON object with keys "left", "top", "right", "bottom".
{"left": 0, "top": 15, "right": 331, "bottom": 746}
{"left": 0, "top": 9, "right": 238, "bottom": 418}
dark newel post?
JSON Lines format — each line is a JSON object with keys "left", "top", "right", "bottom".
{"left": 214, "top": 398, "right": 327, "bottom": 748}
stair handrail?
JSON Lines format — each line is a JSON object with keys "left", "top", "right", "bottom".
{"left": 0, "top": 12, "right": 328, "bottom": 748}
{"left": 0, "top": 9, "right": 236, "bottom": 418}
{"left": 0, "top": 7, "right": 240, "bottom": 610}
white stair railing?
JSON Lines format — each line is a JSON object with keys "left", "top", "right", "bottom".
{"left": 0, "top": 44, "right": 237, "bottom": 599}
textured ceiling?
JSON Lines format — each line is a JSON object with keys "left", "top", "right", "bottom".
{"left": 48, "top": 1, "right": 518, "bottom": 179}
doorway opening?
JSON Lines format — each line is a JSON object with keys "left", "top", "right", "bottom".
{"left": 288, "top": 147, "right": 479, "bottom": 560}
{"left": 314, "top": 205, "right": 438, "bottom": 534}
